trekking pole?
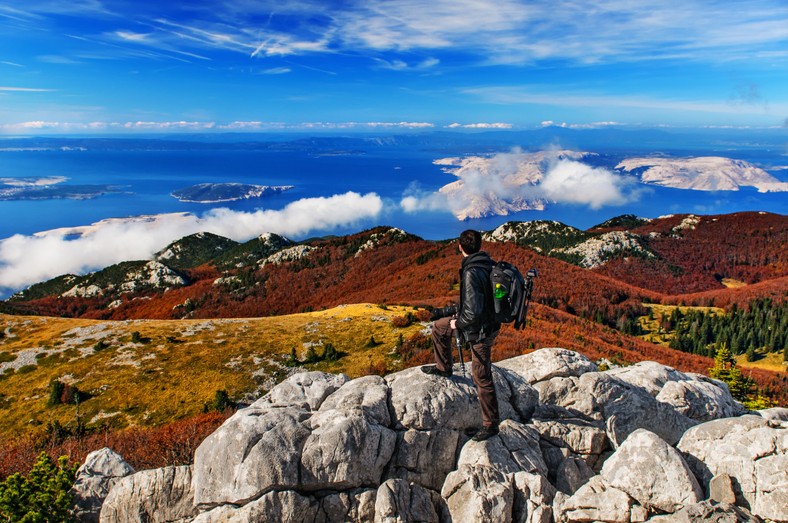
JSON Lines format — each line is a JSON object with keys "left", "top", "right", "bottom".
{"left": 454, "top": 328, "right": 466, "bottom": 377}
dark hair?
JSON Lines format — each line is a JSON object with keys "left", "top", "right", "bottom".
{"left": 459, "top": 229, "right": 482, "bottom": 255}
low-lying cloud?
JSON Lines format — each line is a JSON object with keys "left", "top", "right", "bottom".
{"left": 0, "top": 192, "right": 383, "bottom": 292}
{"left": 401, "top": 150, "right": 642, "bottom": 219}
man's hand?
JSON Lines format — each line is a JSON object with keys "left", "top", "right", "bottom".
{"left": 449, "top": 319, "right": 457, "bottom": 330}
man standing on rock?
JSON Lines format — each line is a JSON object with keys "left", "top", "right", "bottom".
{"left": 422, "top": 229, "right": 501, "bottom": 441}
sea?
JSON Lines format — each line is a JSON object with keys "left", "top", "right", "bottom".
{"left": 0, "top": 138, "right": 786, "bottom": 243}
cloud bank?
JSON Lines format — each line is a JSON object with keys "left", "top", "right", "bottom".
{"left": 0, "top": 191, "right": 383, "bottom": 291}
{"left": 401, "top": 150, "right": 642, "bottom": 219}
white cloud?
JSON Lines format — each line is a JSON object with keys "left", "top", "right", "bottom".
{"left": 0, "top": 86, "right": 53, "bottom": 92}
{"left": 262, "top": 67, "right": 292, "bottom": 74}
{"left": 0, "top": 192, "right": 383, "bottom": 291}
{"left": 400, "top": 149, "right": 642, "bottom": 218}
{"left": 446, "top": 122, "right": 512, "bottom": 129}
{"left": 540, "top": 159, "right": 641, "bottom": 209}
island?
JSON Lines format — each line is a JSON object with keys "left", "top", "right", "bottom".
{"left": 171, "top": 183, "right": 294, "bottom": 203}
{"left": 0, "top": 176, "right": 124, "bottom": 201}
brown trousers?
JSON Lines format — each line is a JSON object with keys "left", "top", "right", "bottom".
{"left": 431, "top": 316, "right": 500, "bottom": 428}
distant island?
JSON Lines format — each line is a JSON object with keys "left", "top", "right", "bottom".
{"left": 171, "top": 183, "right": 294, "bottom": 203}
{"left": 0, "top": 176, "right": 124, "bottom": 201}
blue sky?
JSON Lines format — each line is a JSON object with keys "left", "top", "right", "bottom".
{"left": 1, "top": 0, "right": 787, "bottom": 133}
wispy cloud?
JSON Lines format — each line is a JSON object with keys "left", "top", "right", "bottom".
{"left": 446, "top": 122, "right": 512, "bottom": 129}
{"left": 261, "top": 66, "right": 291, "bottom": 75}
{"left": 0, "top": 86, "right": 54, "bottom": 92}
{"left": 0, "top": 191, "right": 384, "bottom": 291}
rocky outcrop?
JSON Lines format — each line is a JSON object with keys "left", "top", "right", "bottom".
{"left": 71, "top": 448, "right": 135, "bottom": 523}
{"left": 92, "top": 349, "right": 786, "bottom": 523}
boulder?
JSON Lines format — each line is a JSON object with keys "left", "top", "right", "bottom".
{"left": 531, "top": 418, "right": 608, "bottom": 459}
{"left": 555, "top": 457, "right": 596, "bottom": 495}
{"left": 756, "top": 407, "right": 788, "bottom": 422}
{"left": 71, "top": 448, "right": 135, "bottom": 523}
{"left": 319, "top": 488, "right": 377, "bottom": 523}
{"left": 192, "top": 407, "right": 311, "bottom": 506}
{"left": 535, "top": 372, "right": 697, "bottom": 446}
{"left": 552, "top": 475, "right": 633, "bottom": 523}
{"left": 496, "top": 348, "right": 598, "bottom": 384}
{"left": 709, "top": 473, "right": 738, "bottom": 504}
{"left": 656, "top": 376, "right": 745, "bottom": 422}
{"left": 600, "top": 429, "right": 702, "bottom": 513}
{"left": 319, "top": 375, "right": 391, "bottom": 426}
{"left": 385, "top": 427, "right": 465, "bottom": 491}
{"left": 374, "top": 479, "right": 439, "bottom": 523}
{"left": 300, "top": 409, "right": 396, "bottom": 490}
{"left": 253, "top": 370, "right": 348, "bottom": 411}
{"left": 494, "top": 366, "right": 540, "bottom": 422}
{"left": 456, "top": 419, "right": 548, "bottom": 477}
{"left": 678, "top": 415, "right": 788, "bottom": 522}
{"left": 442, "top": 465, "right": 513, "bottom": 523}
{"left": 99, "top": 465, "right": 196, "bottom": 523}
{"left": 512, "top": 472, "right": 556, "bottom": 523}
{"left": 386, "top": 366, "right": 481, "bottom": 431}
{"left": 606, "top": 361, "right": 686, "bottom": 396}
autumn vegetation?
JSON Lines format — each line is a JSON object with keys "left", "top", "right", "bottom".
{"left": 0, "top": 211, "right": 786, "bottom": 482}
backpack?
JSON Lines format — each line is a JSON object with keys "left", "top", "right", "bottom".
{"left": 490, "top": 261, "right": 537, "bottom": 330}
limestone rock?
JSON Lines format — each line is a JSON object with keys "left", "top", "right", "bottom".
{"left": 191, "top": 490, "right": 319, "bottom": 522}
{"left": 319, "top": 489, "right": 377, "bottom": 523}
{"left": 374, "top": 479, "right": 439, "bottom": 523}
{"left": 709, "top": 473, "right": 737, "bottom": 504}
{"left": 756, "top": 407, "right": 788, "bottom": 422}
{"left": 646, "top": 500, "right": 764, "bottom": 522}
{"left": 319, "top": 374, "right": 391, "bottom": 426}
{"left": 253, "top": 370, "right": 348, "bottom": 411}
{"left": 301, "top": 409, "right": 396, "bottom": 490}
{"left": 99, "top": 465, "right": 196, "bottom": 523}
{"left": 555, "top": 456, "right": 596, "bottom": 495}
{"left": 531, "top": 418, "right": 608, "bottom": 458}
{"left": 456, "top": 419, "right": 548, "bottom": 477}
{"left": 386, "top": 427, "right": 464, "bottom": 491}
{"left": 496, "top": 348, "right": 598, "bottom": 385}
{"left": 442, "top": 465, "right": 513, "bottom": 523}
{"left": 606, "top": 361, "right": 686, "bottom": 396}
{"left": 656, "top": 376, "right": 745, "bottom": 422}
{"left": 71, "top": 448, "right": 135, "bottom": 523}
{"left": 192, "top": 407, "right": 310, "bottom": 506}
{"left": 552, "top": 475, "right": 632, "bottom": 523}
{"left": 678, "top": 415, "right": 788, "bottom": 522}
{"left": 600, "top": 429, "right": 702, "bottom": 513}
{"left": 386, "top": 366, "right": 481, "bottom": 431}
{"left": 494, "top": 366, "right": 539, "bottom": 422}
{"left": 512, "top": 472, "right": 556, "bottom": 523}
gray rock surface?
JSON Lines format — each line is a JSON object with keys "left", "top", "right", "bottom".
{"left": 496, "top": 348, "right": 598, "bottom": 384}
{"left": 319, "top": 374, "right": 391, "bottom": 426}
{"left": 374, "top": 479, "right": 439, "bottom": 523}
{"left": 456, "top": 419, "right": 547, "bottom": 477}
{"left": 600, "top": 429, "right": 702, "bottom": 513}
{"left": 552, "top": 475, "right": 633, "bottom": 523}
{"left": 99, "top": 465, "right": 196, "bottom": 523}
{"left": 757, "top": 406, "right": 788, "bottom": 421}
{"left": 71, "top": 448, "right": 135, "bottom": 523}
{"left": 656, "top": 376, "right": 745, "bottom": 422}
{"left": 646, "top": 500, "right": 764, "bottom": 522}
{"left": 442, "top": 465, "right": 514, "bottom": 523}
{"left": 191, "top": 490, "right": 319, "bottom": 523}
{"left": 678, "top": 415, "right": 788, "bottom": 522}
{"left": 513, "top": 472, "right": 556, "bottom": 523}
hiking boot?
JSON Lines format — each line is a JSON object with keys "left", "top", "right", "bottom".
{"left": 472, "top": 425, "right": 499, "bottom": 441}
{"left": 421, "top": 365, "right": 452, "bottom": 378}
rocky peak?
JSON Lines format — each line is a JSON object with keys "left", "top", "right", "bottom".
{"left": 83, "top": 348, "right": 787, "bottom": 523}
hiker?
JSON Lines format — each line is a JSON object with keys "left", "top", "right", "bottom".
{"left": 422, "top": 229, "right": 501, "bottom": 441}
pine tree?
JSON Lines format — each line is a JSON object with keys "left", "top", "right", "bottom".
{"left": 0, "top": 453, "right": 77, "bottom": 522}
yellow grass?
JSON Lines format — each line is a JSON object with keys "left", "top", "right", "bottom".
{"left": 0, "top": 304, "right": 427, "bottom": 439}
{"left": 721, "top": 278, "right": 747, "bottom": 288}
{"left": 736, "top": 351, "right": 788, "bottom": 373}
{"left": 637, "top": 303, "right": 725, "bottom": 346}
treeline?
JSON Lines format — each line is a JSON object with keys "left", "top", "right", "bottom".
{"left": 667, "top": 298, "right": 788, "bottom": 360}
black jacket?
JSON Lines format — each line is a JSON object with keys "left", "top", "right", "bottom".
{"left": 456, "top": 251, "right": 500, "bottom": 341}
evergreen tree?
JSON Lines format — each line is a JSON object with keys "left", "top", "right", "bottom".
{"left": 0, "top": 453, "right": 77, "bottom": 523}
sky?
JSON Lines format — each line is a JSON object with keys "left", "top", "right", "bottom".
{"left": 1, "top": 0, "right": 788, "bottom": 133}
